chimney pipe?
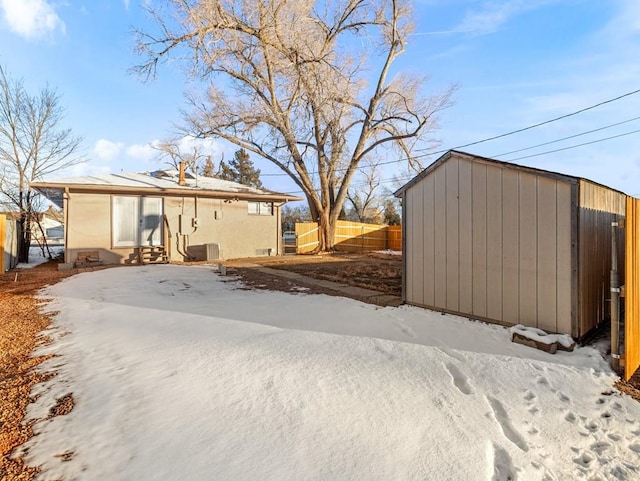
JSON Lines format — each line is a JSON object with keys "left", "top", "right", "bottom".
{"left": 178, "top": 161, "right": 186, "bottom": 186}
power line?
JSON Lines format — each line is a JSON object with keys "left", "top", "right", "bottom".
{"left": 262, "top": 88, "right": 640, "bottom": 178}
{"left": 421, "top": 87, "right": 640, "bottom": 152}
{"left": 503, "top": 128, "right": 640, "bottom": 162}
{"left": 493, "top": 115, "right": 640, "bottom": 158}
{"left": 280, "top": 125, "right": 640, "bottom": 196}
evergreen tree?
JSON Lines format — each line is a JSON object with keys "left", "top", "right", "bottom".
{"left": 200, "top": 156, "right": 215, "bottom": 177}
{"left": 229, "top": 149, "right": 262, "bottom": 188}
{"left": 216, "top": 149, "right": 263, "bottom": 188}
{"left": 217, "top": 160, "right": 236, "bottom": 182}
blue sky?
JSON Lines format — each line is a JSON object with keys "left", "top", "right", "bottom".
{"left": 1, "top": 0, "right": 639, "bottom": 197}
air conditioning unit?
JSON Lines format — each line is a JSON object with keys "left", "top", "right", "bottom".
{"left": 205, "top": 243, "right": 221, "bottom": 261}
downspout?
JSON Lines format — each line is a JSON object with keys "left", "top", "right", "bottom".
{"left": 276, "top": 200, "right": 288, "bottom": 256}
{"left": 63, "top": 188, "right": 70, "bottom": 265}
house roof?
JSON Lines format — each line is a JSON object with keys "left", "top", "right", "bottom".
{"left": 394, "top": 150, "right": 627, "bottom": 197}
{"left": 30, "top": 170, "right": 302, "bottom": 208}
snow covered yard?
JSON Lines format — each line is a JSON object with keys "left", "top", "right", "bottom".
{"left": 21, "top": 265, "right": 640, "bottom": 480}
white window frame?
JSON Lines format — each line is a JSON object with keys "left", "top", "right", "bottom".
{"left": 248, "top": 201, "right": 273, "bottom": 216}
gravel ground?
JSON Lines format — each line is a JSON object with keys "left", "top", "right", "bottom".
{"left": 0, "top": 261, "right": 106, "bottom": 481}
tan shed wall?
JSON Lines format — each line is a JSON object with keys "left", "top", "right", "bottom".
{"left": 576, "top": 180, "right": 626, "bottom": 336}
{"left": 65, "top": 192, "right": 280, "bottom": 265}
{"left": 404, "top": 155, "right": 573, "bottom": 334}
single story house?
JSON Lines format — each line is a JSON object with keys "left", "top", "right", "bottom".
{"left": 30, "top": 167, "right": 301, "bottom": 266}
{"left": 395, "top": 150, "right": 626, "bottom": 340}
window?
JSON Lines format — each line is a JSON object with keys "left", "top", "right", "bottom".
{"left": 112, "top": 196, "right": 163, "bottom": 247}
{"left": 248, "top": 201, "right": 273, "bottom": 216}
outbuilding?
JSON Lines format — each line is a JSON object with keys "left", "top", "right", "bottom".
{"left": 395, "top": 150, "right": 625, "bottom": 339}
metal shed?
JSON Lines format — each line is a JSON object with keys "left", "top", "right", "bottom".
{"left": 395, "top": 150, "right": 626, "bottom": 339}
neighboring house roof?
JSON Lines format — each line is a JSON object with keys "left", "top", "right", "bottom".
{"left": 30, "top": 170, "right": 302, "bottom": 208}
{"left": 394, "top": 150, "right": 627, "bottom": 197}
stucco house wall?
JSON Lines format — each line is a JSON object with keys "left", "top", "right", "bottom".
{"left": 32, "top": 169, "right": 299, "bottom": 266}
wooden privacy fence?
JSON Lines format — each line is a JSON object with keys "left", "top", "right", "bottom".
{"left": 295, "top": 220, "right": 402, "bottom": 254}
{"left": 625, "top": 197, "right": 640, "bottom": 380}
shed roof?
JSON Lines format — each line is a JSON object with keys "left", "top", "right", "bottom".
{"left": 30, "top": 170, "right": 302, "bottom": 208}
{"left": 394, "top": 150, "right": 626, "bottom": 197}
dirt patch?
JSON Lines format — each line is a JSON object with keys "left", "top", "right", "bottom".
{"left": 0, "top": 260, "right": 108, "bottom": 481}
{"left": 226, "top": 251, "right": 402, "bottom": 296}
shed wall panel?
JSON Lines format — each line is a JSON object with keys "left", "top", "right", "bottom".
{"left": 446, "top": 158, "right": 460, "bottom": 311}
{"left": 422, "top": 173, "right": 436, "bottom": 306}
{"left": 486, "top": 166, "right": 503, "bottom": 321}
{"left": 405, "top": 185, "right": 415, "bottom": 303}
{"left": 458, "top": 159, "right": 473, "bottom": 314}
{"left": 410, "top": 183, "right": 424, "bottom": 305}
{"left": 556, "top": 182, "right": 573, "bottom": 334}
{"left": 518, "top": 174, "right": 538, "bottom": 325}
{"left": 502, "top": 169, "right": 520, "bottom": 323}
{"left": 537, "top": 177, "right": 558, "bottom": 332}
{"left": 472, "top": 162, "right": 488, "bottom": 318}
{"left": 434, "top": 165, "right": 447, "bottom": 307}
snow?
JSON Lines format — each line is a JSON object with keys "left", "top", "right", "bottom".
{"left": 15, "top": 246, "right": 63, "bottom": 269}
{"left": 21, "top": 265, "right": 640, "bottom": 480}
{"left": 510, "top": 324, "right": 577, "bottom": 349}
{"left": 33, "top": 171, "right": 284, "bottom": 195}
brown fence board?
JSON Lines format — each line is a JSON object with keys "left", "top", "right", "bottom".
{"left": 295, "top": 222, "right": 319, "bottom": 253}
{"left": 388, "top": 226, "right": 402, "bottom": 251}
{"left": 625, "top": 197, "right": 640, "bottom": 380}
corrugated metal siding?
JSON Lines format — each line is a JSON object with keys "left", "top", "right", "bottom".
{"left": 405, "top": 153, "right": 573, "bottom": 333}
{"left": 577, "top": 180, "right": 626, "bottom": 336}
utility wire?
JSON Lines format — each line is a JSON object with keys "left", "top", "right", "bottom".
{"left": 420, "top": 87, "right": 640, "bottom": 152}
{"left": 280, "top": 126, "right": 640, "bottom": 195}
{"left": 503, "top": 128, "right": 640, "bottom": 162}
{"left": 262, "top": 88, "right": 640, "bottom": 178}
{"left": 493, "top": 116, "right": 640, "bottom": 158}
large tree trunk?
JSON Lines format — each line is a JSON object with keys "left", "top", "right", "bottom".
{"left": 317, "top": 210, "right": 336, "bottom": 252}
{"left": 18, "top": 213, "right": 30, "bottom": 263}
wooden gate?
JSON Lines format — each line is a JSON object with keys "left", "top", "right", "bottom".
{"left": 624, "top": 197, "right": 640, "bottom": 380}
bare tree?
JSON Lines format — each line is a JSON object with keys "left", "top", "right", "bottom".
{"left": 346, "top": 159, "right": 383, "bottom": 223}
{"left": 0, "top": 66, "right": 84, "bottom": 262}
{"left": 134, "top": 0, "right": 455, "bottom": 250}
{"left": 151, "top": 138, "right": 204, "bottom": 174}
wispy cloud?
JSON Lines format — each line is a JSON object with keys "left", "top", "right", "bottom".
{"left": 454, "top": 0, "right": 554, "bottom": 35}
{"left": 123, "top": 0, "right": 130, "bottom": 11}
{"left": 94, "top": 139, "right": 124, "bottom": 161}
{"left": 599, "top": 0, "right": 640, "bottom": 43}
{"left": 0, "top": 0, "right": 65, "bottom": 39}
